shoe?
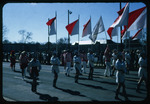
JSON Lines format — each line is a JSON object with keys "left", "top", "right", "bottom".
{"left": 75, "top": 80, "right": 78, "bottom": 83}
{"left": 115, "top": 96, "right": 119, "bottom": 99}
{"left": 65, "top": 73, "right": 67, "bottom": 76}
{"left": 125, "top": 97, "right": 129, "bottom": 101}
{"left": 53, "top": 84, "right": 56, "bottom": 88}
{"left": 32, "top": 90, "right": 36, "bottom": 92}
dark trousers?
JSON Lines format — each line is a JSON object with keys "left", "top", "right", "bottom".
{"left": 88, "top": 65, "right": 94, "bottom": 80}
{"left": 21, "top": 69, "right": 25, "bottom": 77}
{"left": 31, "top": 67, "right": 38, "bottom": 92}
{"left": 137, "top": 77, "right": 148, "bottom": 91}
{"left": 32, "top": 76, "right": 37, "bottom": 92}
{"left": 75, "top": 67, "right": 80, "bottom": 83}
{"left": 116, "top": 83, "right": 128, "bottom": 99}
{"left": 53, "top": 70, "right": 58, "bottom": 87}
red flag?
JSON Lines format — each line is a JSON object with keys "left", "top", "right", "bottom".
{"left": 132, "top": 28, "right": 143, "bottom": 40}
{"left": 46, "top": 17, "right": 57, "bottom": 35}
{"left": 82, "top": 19, "right": 92, "bottom": 37}
{"left": 46, "top": 17, "right": 56, "bottom": 26}
{"left": 121, "top": 6, "right": 146, "bottom": 36}
{"left": 66, "top": 19, "right": 79, "bottom": 36}
{"left": 107, "top": 3, "right": 129, "bottom": 40}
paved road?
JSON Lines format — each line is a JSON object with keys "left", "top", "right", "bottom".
{"left": 2, "top": 62, "right": 148, "bottom": 102}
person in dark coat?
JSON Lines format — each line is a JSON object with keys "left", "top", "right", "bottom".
{"left": 10, "top": 50, "right": 16, "bottom": 72}
{"left": 27, "top": 53, "right": 41, "bottom": 92}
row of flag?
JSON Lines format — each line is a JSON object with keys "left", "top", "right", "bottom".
{"left": 46, "top": 3, "right": 147, "bottom": 43}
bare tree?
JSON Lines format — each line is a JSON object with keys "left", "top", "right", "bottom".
{"left": 25, "top": 32, "right": 32, "bottom": 43}
{"left": 18, "top": 30, "right": 32, "bottom": 43}
{"left": 3, "top": 25, "right": 9, "bottom": 41}
{"left": 58, "top": 37, "right": 68, "bottom": 44}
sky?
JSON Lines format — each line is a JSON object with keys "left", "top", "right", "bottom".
{"left": 3, "top": 2, "right": 146, "bottom": 44}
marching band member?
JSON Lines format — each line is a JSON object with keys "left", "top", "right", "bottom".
{"left": 50, "top": 51, "right": 60, "bottom": 88}
{"left": 104, "top": 45, "right": 112, "bottom": 77}
{"left": 136, "top": 52, "right": 147, "bottom": 92}
{"left": 27, "top": 52, "right": 41, "bottom": 92}
{"left": 65, "top": 50, "right": 72, "bottom": 77}
{"left": 81, "top": 50, "right": 87, "bottom": 74}
{"left": 87, "top": 49, "right": 95, "bottom": 80}
{"left": 73, "top": 51, "right": 81, "bottom": 83}
{"left": 115, "top": 52, "right": 128, "bottom": 101}
{"left": 19, "top": 51, "right": 29, "bottom": 80}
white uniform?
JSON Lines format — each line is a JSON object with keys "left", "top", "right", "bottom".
{"left": 73, "top": 55, "right": 81, "bottom": 71}
{"left": 81, "top": 53, "right": 87, "bottom": 73}
{"left": 65, "top": 52, "right": 72, "bottom": 75}
{"left": 138, "top": 57, "right": 147, "bottom": 79}
{"left": 125, "top": 52, "right": 131, "bottom": 65}
{"left": 112, "top": 53, "right": 117, "bottom": 66}
{"left": 50, "top": 56, "right": 60, "bottom": 74}
{"left": 87, "top": 53, "right": 94, "bottom": 68}
{"left": 115, "top": 59, "right": 126, "bottom": 83}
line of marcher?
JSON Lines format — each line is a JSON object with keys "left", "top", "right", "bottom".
{"left": 9, "top": 46, "right": 147, "bottom": 101}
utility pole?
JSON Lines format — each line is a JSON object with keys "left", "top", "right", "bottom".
{"left": 68, "top": 10, "right": 72, "bottom": 50}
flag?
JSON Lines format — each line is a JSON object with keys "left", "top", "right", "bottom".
{"left": 89, "top": 16, "right": 105, "bottom": 42}
{"left": 46, "top": 17, "right": 56, "bottom": 35}
{"left": 127, "top": 6, "right": 146, "bottom": 31}
{"left": 122, "top": 31, "right": 130, "bottom": 40}
{"left": 131, "top": 28, "right": 143, "bottom": 40}
{"left": 82, "top": 18, "right": 92, "bottom": 37}
{"left": 107, "top": 3, "right": 129, "bottom": 39}
{"left": 121, "top": 6, "right": 147, "bottom": 36}
{"left": 66, "top": 19, "right": 79, "bottom": 36}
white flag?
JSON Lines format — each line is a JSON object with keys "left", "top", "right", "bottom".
{"left": 122, "top": 31, "right": 130, "bottom": 40}
{"left": 107, "top": 3, "right": 129, "bottom": 39}
{"left": 89, "top": 16, "right": 105, "bottom": 43}
{"left": 131, "top": 28, "right": 143, "bottom": 40}
{"left": 127, "top": 7, "right": 147, "bottom": 31}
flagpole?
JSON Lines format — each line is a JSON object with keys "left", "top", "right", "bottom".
{"left": 142, "top": 28, "right": 144, "bottom": 50}
{"left": 104, "top": 31, "right": 107, "bottom": 44}
{"left": 90, "top": 16, "right": 93, "bottom": 50}
{"left": 78, "top": 15, "right": 80, "bottom": 53}
{"left": 56, "top": 11, "right": 58, "bottom": 52}
{"left": 68, "top": 10, "right": 71, "bottom": 50}
{"left": 120, "top": 2, "right": 123, "bottom": 51}
{"left": 48, "top": 18, "right": 50, "bottom": 52}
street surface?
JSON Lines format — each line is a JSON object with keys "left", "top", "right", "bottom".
{"left": 2, "top": 62, "right": 148, "bottom": 102}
